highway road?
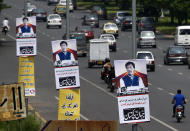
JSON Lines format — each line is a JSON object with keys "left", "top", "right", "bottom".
{"left": 0, "top": 0, "right": 190, "bottom": 130}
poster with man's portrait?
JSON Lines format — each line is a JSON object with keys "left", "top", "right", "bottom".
{"left": 114, "top": 60, "right": 148, "bottom": 96}
{"left": 51, "top": 39, "right": 78, "bottom": 67}
{"left": 16, "top": 16, "right": 36, "bottom": 38}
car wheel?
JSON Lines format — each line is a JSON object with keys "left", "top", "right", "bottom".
{"left": 188, "top": 64, "right": 190, "bottom": 69}
{"left": 59, "top": 25, "right": 62, "bottom": 29}
{"left": 46, "top": 25, "right": 49, "bottom": 29}
{"left": 83, "top": 53, "right": 87, "bottom": 57}
{"left": 153, "top": 45, "right": 157, "bottom": 48}
{"left": 151, "top": 66, "right": 155, "bottom": 72}
{"left": 112, "top": 48, "right": 117, "bottom": 52}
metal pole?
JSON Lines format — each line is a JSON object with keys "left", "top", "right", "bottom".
{"left": 24, "top": 0, "right": 26, "bottom": 17}
{"left": 66, "top": 0, "right": 70, "bottom": 40}
{"left": 25, "top": 97, "right": 28, "bottom": 116}
{"left": 132, "top": 0, "right": 137, "bottom": 130}
{"left": 6, "top": 121, "right": 10, "bottom": 131}
{"left": 132, "top": 0, "right": 136, "bottom": 59}
{"left": 19, "top": 119, "right": 22, "bottom": 131}
{"left": 132, "top": 124, "right": 138, "bottom": 131}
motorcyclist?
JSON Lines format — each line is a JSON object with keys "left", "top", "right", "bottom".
{"left": 101, "top": 58, "right": 112, "bottom": 80}
{"left": 2, "top": 17, "right": 10, "bottom": 31}
{"left": 172, "top": 89, "right": 186, "bottom": 117}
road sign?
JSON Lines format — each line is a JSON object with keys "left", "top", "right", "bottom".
{"left": 41, "top": 120, "right": 118, "bottom": 131}
{"left": 58, "top": 88, "right": 80, "bottom": 120}
{"left": 0, "top": 83, "right": 26, "bottom": 121}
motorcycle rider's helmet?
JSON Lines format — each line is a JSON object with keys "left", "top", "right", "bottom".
{"left": 4, "top": 17, "right": 8, "bottom": 20}
{"left": 105, "top": 58, "right": 110, "bottom": 63}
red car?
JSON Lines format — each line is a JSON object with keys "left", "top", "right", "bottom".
{"left": 79, "top": 26, "right": 94, "bottom": 40}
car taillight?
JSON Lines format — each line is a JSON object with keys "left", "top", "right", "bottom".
{"left": 151, "top": 61, "right": 155, "bottom": 64}
{"left": 177, "top": 108, "right": 182, "bottom": 112}
{"left": 59, "top": 20, "right": 62, "bottom": 22}
{"left": 154, "top": 38, "right": 156, "bottom": 40}
{"left": 125, "top": 21, "right": 128, "bottom": 24}
{"left": 140, "top": 23, "right": 143, "bottom": 27}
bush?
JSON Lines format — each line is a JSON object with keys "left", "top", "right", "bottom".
{"left": 0, "top": 114, "right": 41, "bottom": 131}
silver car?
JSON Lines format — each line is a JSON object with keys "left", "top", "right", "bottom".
{"left": 114, "top": 11, "right": 130, "bottom": 26}
{"left": 137, "top": 31, "right": 156, "bottom": 48}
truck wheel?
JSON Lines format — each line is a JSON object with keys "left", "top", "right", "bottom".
{"left": 88, "top": 62, "right": 92, "bottom": 68}
{"left": 112, "top": 48, "right": 116, "bottom": 52}
{"left": 83, "top": 53, "right": 87, "bottom": 57}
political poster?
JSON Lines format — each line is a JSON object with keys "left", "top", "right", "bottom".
{"left": 18, "top": 56, "right": 35, "bottom": 96}
{"left": 51, "top": 39, "right": 78, "bottom": 67}
{"left": 58, "top": 88, "right": 80, "bottom": 120}
{"left": 114, "top": 60, "right": 148, "bottom": 96}
{"left": 16, "top": 16, "right": 36, "bottom": 38}
{"left": 16, "top": 16, "right": 37, "bottom": 56}
{"left": 54, "top": 66, "right": 80, "bottom": 89}
{"left": 0, "top": 83, "right": 26, "bottom": 121}
{"left": 16, "top": 38, "right": 37, "bottom": 56}
{"left": 117, "top": 94, "right": 150, "bottom": 124}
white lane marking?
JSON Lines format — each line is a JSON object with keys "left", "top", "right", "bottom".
{"left": 148, "top": 82, "right": 152, "bottom": 86}
{"left": 55, "top": 96, "right": 89, "bottom": 120}
{"left": 169, "top": 92, "right": 175, "bottom": 96}
{"left": 150, "top": 116, "right": 178, "bottom": 131}
{"left": 157, "top": 87, "right": 163, "bottom": 91}
{"left": 178, "top": 72, "right": 183, "bottom": 75}
{"left": 6, "top": 32, "right": 179, "bottom": 131}
{"left": 80, "top": 76, "right": 178, "bottom": 131}
{"left": 167, "top": 68, "right": 172, "bottom": 71}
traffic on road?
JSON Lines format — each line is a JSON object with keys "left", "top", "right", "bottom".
{"left": 0, "top": 0, "right": 189, "bottom": 131}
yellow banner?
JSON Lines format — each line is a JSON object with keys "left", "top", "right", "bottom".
{"left": 18, "top": 56, "right": 35, "bottom": 96}
{"left": 58, "top": 89, "right": 80, "bottom": 120}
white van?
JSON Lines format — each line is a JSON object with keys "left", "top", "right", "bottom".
{"left": 175, "top": 26, "right": 190, "bottom": 46}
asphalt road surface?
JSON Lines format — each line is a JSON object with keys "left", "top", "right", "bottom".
{"left": 0, "top": 0, "right": 190, "bottom": 131}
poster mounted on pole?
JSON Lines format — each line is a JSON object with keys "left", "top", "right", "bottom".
{"left": 58, "top": 88, "right": 80, "bottom": 120}
{"left": 18, "top": 56, "right": 35, "bottom": 96}
{"left": 16, "top": 16, "right": 37, "bottom": 56}
{"left": 51, "top": 39, "right": 78, "bottom": 67}
{"left": 117, "top": 94, "right": 150, "bottom": 124}
{"left": 114, "top": 59, "right": 150, "bottom": 124}
{"left": 54, "top": 66, "right": 80, "bottom": 89}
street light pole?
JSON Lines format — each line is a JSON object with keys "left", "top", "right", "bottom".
{"left": 66, "top": 0, "right": 70, "bottom": 40}
{"left": 132, "top": 0, "right": 136, "bottom": 59}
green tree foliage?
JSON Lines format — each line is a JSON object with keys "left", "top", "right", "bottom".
{"left": 0, "top": 0, "right": 11, "bottom": 13}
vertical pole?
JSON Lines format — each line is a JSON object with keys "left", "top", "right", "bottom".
{"left": 132, "top": 0, "right": 136, "bottom": 59}
{"left": 19, "top": 119, "right": 22, "bottom": 131}
{"left": 6, "top": 121, "right": 10, "bottom": 131}
{"left": 132, "top": 0, "right": 137, "bottom": 130}
{"left": 24, "top": 0, "right": 26, "bottom": 17}
{"left": 66, "top": 0, "right": 70, "bottom": 40}
{"left": 25, "top": 97, "right": 28, "bottom": 116}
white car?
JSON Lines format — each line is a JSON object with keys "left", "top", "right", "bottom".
{"left": 58, "top": 0, "right": 73, "bottom": 12}
{"left": 136, "top": 51, "right": 155, "bottom": 72}
{"left": 99, "top": 34, "right": 117, "bottom": 51}
{"left": 137, "top": 31, "right": 156, "bottom": 48}
{"left": 46, "top": 14, "right": 62, "bottom": 28}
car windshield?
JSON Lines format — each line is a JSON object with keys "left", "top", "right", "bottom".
{"left": 141, "top": 18, "right": 154, "bottom": 23}
{"left": 49, "top": 15, "right": 60, "bottom": 19}
{"left": 137, "top": 53, "right": 153, "bottom": 59}
{"left": 86, "top": 15, "right": 98, "bottom": 20}
{"left": 179, "top": 29, "right": 190, "bottom": 35}
{"left": 118, "top": 12, "right": 130, "bottom": 17}
{"left": 105, "top": 24, "right": 117, "bottom": 29}
{"left": 80, "top": 26, "right": 92, "bottom": 31}
{"left": 101, "top": 35, "right": 114, "bottom": 40}
{"left": 125, "top": 16, "right": 132, "bottom": 21}
{"left": 141, "top": 31, "right": 155, "bottom": 37}
{"left": 57, "top": 7, "right": 66, "bottom": 11}
{"left": 169, "top": 47, "right": 186, "bottom": 54}
{"left": 33, "top": 9, "right": 46, "bottom": 13}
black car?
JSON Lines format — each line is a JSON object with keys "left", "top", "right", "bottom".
{"left": 82, "top": 13, "right": 99, "bottom": 28}
{"left": 164, "top": 46, "right": 188, "bottom": 65}
{"left": 91, "top": 6, "right": 107, "bottom": 20}
{"left": 47, "top": 0, "right": 59, "bottom": 6}
{"left": 121, "top": 16, "right": 132, "bottom": 31}
{"left": 63, "top": 31, "right": 87, "bottom": 57}
{"left": 138, "top": 17, "right": 156, "bottom": 33}
{"left": 31, "top": 9, "right": 47, "bottom": 22}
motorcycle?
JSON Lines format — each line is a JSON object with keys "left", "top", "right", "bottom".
{"left": 101, "top": 66, "right": 110, "bottom": 84}
{"left": 2, "top": 26, "right": 8, "bottom": 35}
{"left": 175, "top": 105, "right": 183, "bottom": 122}
{"left": 107, "top": 67, "right": 116, "bottom": 92}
